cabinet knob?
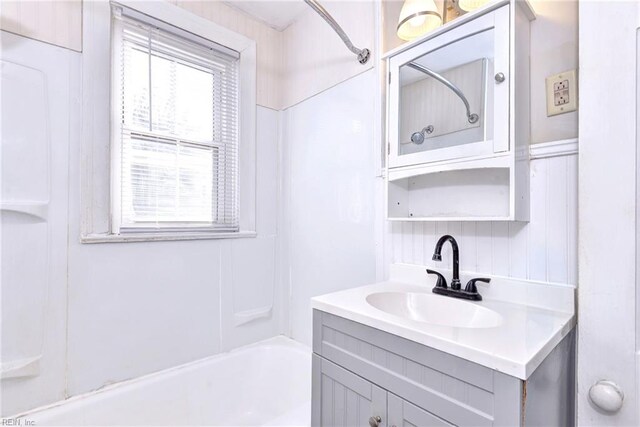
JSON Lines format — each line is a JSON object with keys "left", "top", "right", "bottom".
{"left": 495, "top": 72, "right": 506, "bottom": 83}
{"left": 589, "top": 380, "right": 624, "bottom": 412}
{"left": 369, "top": 415, "right": 382, "bottom": 427}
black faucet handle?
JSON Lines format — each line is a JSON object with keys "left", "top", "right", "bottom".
{"left": 426, "top": 269, "right": 447, "bottom": 289}
{"left": 464, "top": 277, "right": 491, "bottom": 294}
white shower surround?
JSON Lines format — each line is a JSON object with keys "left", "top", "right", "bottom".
{"left": 16, "top": 337, "right": 311, "bottom": 426}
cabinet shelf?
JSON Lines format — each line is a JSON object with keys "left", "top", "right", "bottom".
{"left": 388, "top": 166, "right": 517, "bottom": 220}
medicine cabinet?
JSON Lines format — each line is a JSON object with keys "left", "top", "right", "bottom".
{"left": 384, "top": 0, "right": 535, "bottom": 221}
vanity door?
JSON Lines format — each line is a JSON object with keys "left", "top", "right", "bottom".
{"left": 312, "top": 355, "right": 387, "bottom": 427}
{"left": 388, "top": 5, "right": 510, "bottom": 169}
{"left": 388, "top": 394, "right": 453, "bottom": 427}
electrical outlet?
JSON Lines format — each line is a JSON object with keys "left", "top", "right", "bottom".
{"left": 546, "top": 70, "right": 577, "bottom": 116}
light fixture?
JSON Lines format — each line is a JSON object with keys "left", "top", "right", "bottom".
{"left": 396, "top": 0, "right": 443, "bottom": 41}
{"left": 457, "top": 0, "right": 491, "bottom": 12}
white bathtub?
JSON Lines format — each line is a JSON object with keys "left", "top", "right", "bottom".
{"left": 17, "top": 336, "right": 311, "bottom": 426}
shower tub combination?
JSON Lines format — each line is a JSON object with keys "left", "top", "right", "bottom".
{"left": 8, "top": 1, "right": 363, "bottom": 425}
{"left": 17, "top": 337, "right": 311, "bottom": 426}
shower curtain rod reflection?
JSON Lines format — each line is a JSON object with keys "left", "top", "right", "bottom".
{"left": 406, "top": 62, "right": 479, "bottom": 125}
{"left": 303, "top": 0, "right": 371, "bottom": 64}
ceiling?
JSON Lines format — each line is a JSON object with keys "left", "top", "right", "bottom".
{"left": 223, "top": 0, "right": 310, "bottom": 31}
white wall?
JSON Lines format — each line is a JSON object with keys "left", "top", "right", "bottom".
{"left": 282, "top": 70, "right": 379, "bottom": 346}
{"left": 529, "top": 0, "right": 578, "bottom": 145}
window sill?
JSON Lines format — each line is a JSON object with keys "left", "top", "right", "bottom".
{"left": 80, "top": 230, "right": 257, "bottom": 244}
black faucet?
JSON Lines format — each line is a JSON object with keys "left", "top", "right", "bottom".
{"left": 426, "top": 235, "right": 489, "bottom": 301}
{"left": 432, "top": 235, "right": 461, "bottom": 290}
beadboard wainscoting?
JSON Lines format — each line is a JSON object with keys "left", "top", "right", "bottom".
{"left": 387, "top": 139, "right": 578, "bottom": 285}
{"left": 0, "top": 1, "right": 82, "bottom": 51}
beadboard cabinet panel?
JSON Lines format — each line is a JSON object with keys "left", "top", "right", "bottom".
{"left": 312, "top": 355, "right": 387, "bottom": 427}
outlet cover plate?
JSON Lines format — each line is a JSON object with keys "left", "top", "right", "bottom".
{"left": 546, "top": 69, "right": 577, "bottom": 116}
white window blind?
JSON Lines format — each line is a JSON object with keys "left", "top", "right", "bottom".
{"left": 112, "top": 5, "right": 240, "bottom": 233}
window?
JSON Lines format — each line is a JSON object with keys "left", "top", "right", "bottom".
{"left": 111, "top": 5, "right": 240, "bottom": 233}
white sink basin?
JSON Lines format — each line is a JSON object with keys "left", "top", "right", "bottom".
{"left": 366, "top": 292, "right": 503, "bottom": 328}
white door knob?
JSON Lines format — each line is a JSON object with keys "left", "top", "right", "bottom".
{"left": 589, "top": 380, "right": 624, "bottom": 412}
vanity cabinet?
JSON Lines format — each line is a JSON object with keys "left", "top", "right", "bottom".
{"left": 384, "top": 0, "right": 535, "bottom": 221}
{"left": 311, "top": 310, "right": 575, "bottom": 427}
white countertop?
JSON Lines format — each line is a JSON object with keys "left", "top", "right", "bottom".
{"left": 311, "top": 264, "right": 576, "bottom": 380}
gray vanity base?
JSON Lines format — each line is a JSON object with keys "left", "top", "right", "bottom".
{"left": 311, "top": 309, "right": 575, "bottom": 427}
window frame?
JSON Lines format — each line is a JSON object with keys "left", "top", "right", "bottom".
{"left": 81, "top": 0, "right": 257, "bottom": 243}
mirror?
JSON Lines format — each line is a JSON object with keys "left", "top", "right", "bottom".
{"left": 398, "top": 27, "right": 495, "bottom": 157}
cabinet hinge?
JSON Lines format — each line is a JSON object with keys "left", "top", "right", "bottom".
{"left": 387, "top": 142, "right": 390, "bottom": 155}
{"left": 388, "top": 72, "right": 391, "bottom": 84}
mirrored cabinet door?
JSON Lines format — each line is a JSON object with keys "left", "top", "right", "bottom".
{"left": 388, "top": 5, "right": 509, "bottom": 169}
